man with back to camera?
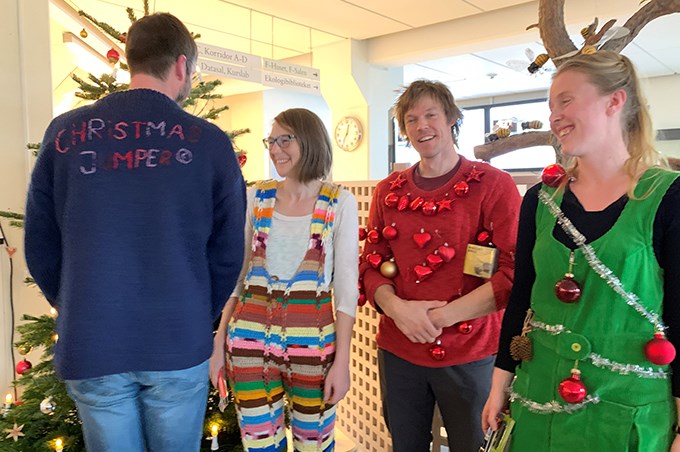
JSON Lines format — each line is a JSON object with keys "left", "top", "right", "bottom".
{"left": 360, "top": 79, "right": 521, "bottom": 451}
{"left": 24, "top": 12, "right": 246, "bottom": 451}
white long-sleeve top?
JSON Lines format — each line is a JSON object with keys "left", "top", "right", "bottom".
{"left": 231, "top": 185, "right": 360, "bottom": 318}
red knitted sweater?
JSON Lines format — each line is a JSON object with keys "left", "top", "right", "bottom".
{"left": 361, "top": 156, "right": 521, "bottom": 367}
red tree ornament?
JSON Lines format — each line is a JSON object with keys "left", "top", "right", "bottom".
{"left": 476, "top": 230, "right": 492, "bottom": 246}
{"left": 645, "top": 333, "right": 676, "bottom": 365}
{"left": 457, "top": 322, "right": 473, "bottom": 334}
{"left": 454, "top": 181, "right": 469, "bottom": 197}
{"left": 366, "top": 253, "right": 384, "bottom": 269}
{"left": 237, "top": 154, "right": 247, "bottom": 167}
{"left": 16, "top": 359, "right": 32, "bottom": 375}
{"left": 412, "top": 230, "right": 432, "bottom": 249}
{"left": 358, "top": 227, "right": 367, "bottom": 241}
{"left": 437, "top": 244, "right": 455, "bottom": 262}
{"left": 422, "top": 201, "right": 438, "bottom": 216}
{"left": 554, "top": 276, "right": 582, "bottom": 303}
{"left": 106, "top": 48, "right": 120, "bottom": 64}
{"left": 382, "top": 224, "right": 398, "bottom": 240}
{"left": 558, "top": 369, "right": 587, "bottom": 404}
{"left": 384, "top": 192, "right": 399, "bottom": 208}
{"left": 541, "top": 164, "right": 567, "bottom": 188}
{"left": 429, "top": 339, "right": 446, "bottom": 360}
{"left": 397, "top": 194, "right": 410, "bottom": 211}
{"left": 409, "top": 196, "right": 425, "bottom": 211}
{"left": 367, "top": 229, "right": 381, "bottom": 244}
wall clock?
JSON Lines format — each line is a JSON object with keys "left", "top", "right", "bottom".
{"left": 334, "top": 116, "right": 363, "bottom": 152}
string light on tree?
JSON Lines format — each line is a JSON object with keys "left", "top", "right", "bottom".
{"left": 2, "top": 393, "right": 11, "bottom": 417}
{"left": 54, "top": 437, "right": 64, "bottom": 451}
{"left": 210, "top": 423, "right": 219, "bottom": 450}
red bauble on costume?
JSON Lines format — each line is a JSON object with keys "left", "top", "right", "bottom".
{"left": 414, "top": 264, "right": 433, "bottom": 281}
{"left": 429, "top": 340, "right": 446, "bottom": 360}
{"left": 384, "top": 192, "right": 399, "bottom": 208}
{"left": 541, "top": 164, "right": 567, "bottom": 188}
{"left": 453, "top": 181, "right": 469, "bottom": 197}
{"left": 15, "top": 359, "right": 32, "bottom": 375}
{"left": 558, "top": 371, "right": 587, "bottom": 403}
{"left": 437, "top": 244, "right": 455, "bottom": 262}
{"left": 409, "top": 196, "right": 425, "bottom": 211}
{"left": 457, "top": 322, "right": 473, "bottom": 334}
{"left": 382, "top": 224, "right": 398, "bottom": 240}
{"left": 554, "top": 276, "right": 582, "bottom": 303}
{"left": 412, "top": 230, "right": 432, "bottom": 249}
{"left": 397, "top": 194, "right": 410, "bottom": 211}
{"left": 366, "top": 253, "right": 384, "bottom": 269}
{"left": 422, "top": 201, "right": 438, "bottom": 216}
{"left": 358, "top": 227, "right": 367, "bottom": 241}
{"left": 367, "top": 229, "right": 381, "bottom": 244}
{"left": 645, "top": 333, "right": 676, "bottom": 365}
{"left": 426, "top": 253, "right": 444, "bottom": 270}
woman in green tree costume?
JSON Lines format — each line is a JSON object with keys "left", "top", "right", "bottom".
{"left": 483, "top": 50, "right": 680, "bottom": 451}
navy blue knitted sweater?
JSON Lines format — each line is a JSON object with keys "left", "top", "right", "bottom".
{"left": 25, "top": 89, "right": 246, "bottom": 380}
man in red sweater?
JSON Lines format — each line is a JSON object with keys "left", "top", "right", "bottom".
{"left": 360, "top": 80, "right": 521, "bottom": 451}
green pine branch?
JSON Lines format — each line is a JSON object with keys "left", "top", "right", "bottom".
{"left": 77, "top": 10, "right": 124, "bottom": 42}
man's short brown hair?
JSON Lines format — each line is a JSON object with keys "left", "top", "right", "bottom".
{"left": 394, "top": 79, "right": 463, "bottom": 144}
{"left": 125, "top": 13, "right": 197, "bottom": 80}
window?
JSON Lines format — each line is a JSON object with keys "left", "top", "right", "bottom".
{"left": 390, "top": 99, "right": 556, "bottom": 171}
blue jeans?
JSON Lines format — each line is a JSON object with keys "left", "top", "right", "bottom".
{"left": 65, "top": 360, "right": 209, "bottom": 452}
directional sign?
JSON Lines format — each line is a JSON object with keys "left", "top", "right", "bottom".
{"left": 263, "top": 58, "right": 320, "bottom": 81}
{"left": 198, "top": 59, "right": 261, "bottom": 83}
{"left": 197, "top": 43, "right": 261, "bottom": 68}
{"left": 262, "top": 73, "right": 321, "bottom": 95}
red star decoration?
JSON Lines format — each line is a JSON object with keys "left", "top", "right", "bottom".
{"left": 465, "top": 166, "right": 485, "bottom": 182}
{"left": 437, "top": 198, "right": 454, "bottom": 211}
{"left": 389, "top": 174, "right": 407, "bottom": 190}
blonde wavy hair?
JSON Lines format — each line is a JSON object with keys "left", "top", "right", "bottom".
{"left": 554, "top": 51, "right": 668, "bottom": 196}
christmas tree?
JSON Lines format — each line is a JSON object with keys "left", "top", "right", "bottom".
{"left": 1, "top": 1, "right": 249, "bottom": 449}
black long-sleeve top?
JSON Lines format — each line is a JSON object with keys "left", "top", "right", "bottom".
{"left": 496, "top": 178, "right": 680, "bottom": 396}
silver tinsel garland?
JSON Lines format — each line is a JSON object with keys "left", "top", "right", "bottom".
{"left": 538, "top": 189, "right": 666, "bottom": 333}
{"left": 509, "top": 384, "right": 600, "bottom": 414}
{"left": 528, "top": 317, "right": 668, "bottom": 378}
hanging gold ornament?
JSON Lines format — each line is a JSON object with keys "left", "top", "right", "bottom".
{"left": 379, "top": 260, "right": 398, "bottom": 279}
{"left": 80, "top": 28, "right": 88, "bottom": 38}
{"left": 17, "top": 344, "right": 32, "bottom": 355}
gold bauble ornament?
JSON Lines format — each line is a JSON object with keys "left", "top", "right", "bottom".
{"left": 80, "top": 29, "right": 88, "bottom": 38}
{"left": 379, "top": 260, "right": 398, "bottom": 279}
{"left": 17, "top": 344, "right": 32, "bottom": 356}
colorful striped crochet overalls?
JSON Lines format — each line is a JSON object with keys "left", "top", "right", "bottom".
{"left": 226, "top": 180, "right": 340, "bottom": 452}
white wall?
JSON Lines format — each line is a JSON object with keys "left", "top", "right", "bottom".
{"left": 1, "top": 0, "right": 54, "bottom": 396}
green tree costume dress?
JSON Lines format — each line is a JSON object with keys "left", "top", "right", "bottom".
{"left": 509, "top": 169, "right": 678, "bottom": 451}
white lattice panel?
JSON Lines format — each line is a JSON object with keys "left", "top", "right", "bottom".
{"left": 335, "top": 180, "right": 393, "bottom": 452}
{"left": 335, "top": 173, "right": 539, "bottom": 452}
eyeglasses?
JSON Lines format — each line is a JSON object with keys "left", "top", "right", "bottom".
{"left": 263, "top": 134, "right": 296, "bottom": 150}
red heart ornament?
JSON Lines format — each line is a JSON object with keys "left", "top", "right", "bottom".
{"left": 366, "top": 253, "right": 384, "bottom": 269}
{"left": 426, "top": 253, "right": 444, "bottom": 270}
{"left": 5, "top": 246, "right": 17, "bottom": 257}
{"left": 397, "top": 194, "right": 410, "bottom": 211}
{"left": 409, "top": 196, "right": 425, "bottom": 211}
{"left": 414, "top": 264, "right": 433, "bottom": 281}
{"left": 437, "top": 244, "right": 455, "bottom": 262}
{"left": 422, "top": 201, "right": 438, "bottom": 216}
{"left": 384, "top": 192, "right": 399, "bottom": 208}
{"left": 413, "top": 230, "right": 432, "bottom": 249}
{"left": 382, "top": 224, "right": 398, "bottom": 240}
{"left": 457, "top": 322, "right": 473, "bottom": 334}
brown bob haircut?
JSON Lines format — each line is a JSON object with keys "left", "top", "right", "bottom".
{"left": 393, "top": 79, "right": 463, "bottom": 144}
{"left": 273, "top": 108, "right": 333, "bottom": 183}
{"left": 125, "top": 13, "right": 197, "bottom": 80}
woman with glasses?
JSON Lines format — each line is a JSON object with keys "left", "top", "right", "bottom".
{"left": 210, "top": 108, "right": 359, "bottom": 451}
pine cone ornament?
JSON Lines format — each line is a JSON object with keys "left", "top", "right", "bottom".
{"left": 510, "top": 335, "right": 533, "bottom": 361}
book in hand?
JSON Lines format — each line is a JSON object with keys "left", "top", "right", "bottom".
{"left": 479, "top": 414, "right": 515, "bottom": 452}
